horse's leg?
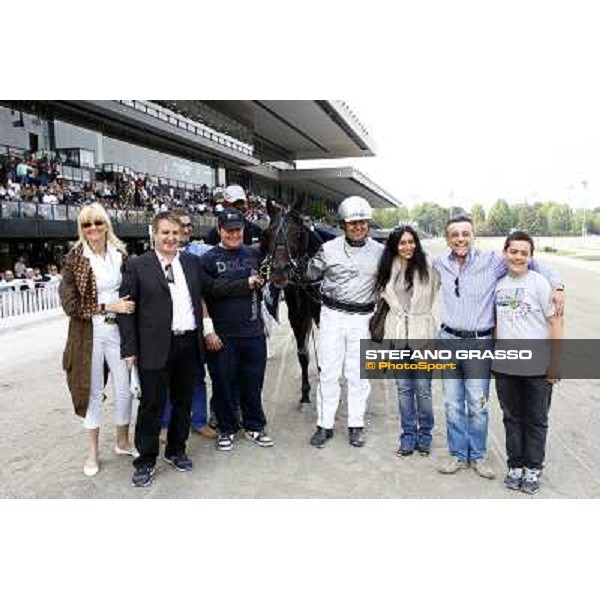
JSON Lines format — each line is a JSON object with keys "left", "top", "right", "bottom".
{"left": 286, "top": 287, "right": 313, "bottom": 408}
{"left": 297, "top": 315, "right": 313, "bottom": 408}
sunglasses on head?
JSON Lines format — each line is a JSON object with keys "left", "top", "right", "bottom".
{"left": 82, "top": 220, "right": 105, "bottom": 229}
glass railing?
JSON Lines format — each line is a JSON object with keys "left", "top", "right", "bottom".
{"left": 117, "top": 100, "right": 254, "bottom": 157}
{"left": 0, "top": 200, "right": 219, "bottom": 229}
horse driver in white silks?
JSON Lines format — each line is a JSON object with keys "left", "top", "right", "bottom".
{"left": 306, "top": 196, "right": 383, "bottom": 449}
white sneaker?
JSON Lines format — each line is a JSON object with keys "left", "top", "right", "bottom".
{"left": 437, "top": 457, "right": 468, "bottom": 474}
{"left": 83, "top": 460, "right": 99, "bottom": 477}
{"left": 471, "top": 458, "right": 496, "bottom": 480}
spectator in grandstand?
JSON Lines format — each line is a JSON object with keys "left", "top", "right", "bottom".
{"left": 16, "top": 161, "right": 30, "bottom": 184}
{"left": 42, "top": 186, "right": 58, "bottom": 205}
{"left": 201, "top": 208, "right": 273, "bottom": 452}
{"left": 46, "top": 264, "right": 62, "bottom": 283}
{"left": 23, "top": 267, "right": 39, "bottom": 290}
{"left": 59, "top": 202, "right": 136, "bottom": 478}
{"left": 0, "top": 270, "right": 20, "bottom": 292}
{"left": 374, "top": 225, "right": 440, "bottom": 457}
{"left": 7, "top": 179, "right": 21, "bottom": 199}
{"left": 206, "top": 185, "right": 264, "bottom": 246}
{"left": 32, "top": 267, "right": 46, "bottom": 283}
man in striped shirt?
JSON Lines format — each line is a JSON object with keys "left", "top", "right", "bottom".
{"left": 432, "top": 215, "right": 564, "bottom": 479}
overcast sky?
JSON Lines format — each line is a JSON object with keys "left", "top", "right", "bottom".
{"left": 297, "top": 3, "right": 600, "bottom": 211}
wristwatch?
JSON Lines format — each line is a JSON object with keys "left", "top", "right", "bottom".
{"left": 100, "top": 303, "right": 107, "bottom": 315}
{"left": 554, "top": 285, "right": 565, "bottom": 292}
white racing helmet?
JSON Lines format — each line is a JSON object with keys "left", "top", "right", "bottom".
{"left": 338, "top": 196, "right": 373, "bottom": 222}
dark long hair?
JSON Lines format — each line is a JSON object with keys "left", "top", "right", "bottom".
{"left": 374, "top": 225, "right": 429, "bottom": 292}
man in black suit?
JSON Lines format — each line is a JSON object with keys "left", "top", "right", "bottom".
{"left": 118, "top": 211, "right": 263, "bottom": 488}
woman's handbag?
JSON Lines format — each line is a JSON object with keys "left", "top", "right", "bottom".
{"left": 369, "top": 298, "right": 390, "bottom": 342}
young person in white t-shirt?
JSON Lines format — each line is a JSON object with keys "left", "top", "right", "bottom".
{"left": 493, "top": 231, "right": 564, "bottom": 495}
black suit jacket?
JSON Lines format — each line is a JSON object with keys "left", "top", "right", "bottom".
{"left": 118, "top": 250, "right": 251, "bottom": 370}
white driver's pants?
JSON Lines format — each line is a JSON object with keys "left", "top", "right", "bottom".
{"left": 316, "top": 306, "right": 371, "bottom": 429}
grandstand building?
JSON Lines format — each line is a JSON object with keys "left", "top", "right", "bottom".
{"left": 0, "top": 100, "right": 400, "bottom": 271}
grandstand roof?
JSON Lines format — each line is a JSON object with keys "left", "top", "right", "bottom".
{"left": 279, "top": 166, "right": 400, "bottom": 209}
{"left": 206, "top": 101, "right": 376, "bottom": 160}
{"left": 50, "top": 100, "right": 261, "bottom": 168}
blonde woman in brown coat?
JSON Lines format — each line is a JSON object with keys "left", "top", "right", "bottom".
{"left": 60, "top": 203, "right": 136, "bottom": 477}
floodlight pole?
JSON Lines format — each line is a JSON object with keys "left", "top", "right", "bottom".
{"left": 581, "top": 180, "right": 588, "bottom": 241}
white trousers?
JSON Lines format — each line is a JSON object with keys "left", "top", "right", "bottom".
{"left": 84, "top": 322, "right": 133, "bottom": 430}
{"left": 316, "top": 306, "right": 371, "bottom": 429}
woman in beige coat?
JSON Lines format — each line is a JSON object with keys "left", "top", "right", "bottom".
{"left": 374, "top": 225, "right": 440, "bottom": 457}
{"left": 60, "top": 203, "right": 136, "bottom": 477}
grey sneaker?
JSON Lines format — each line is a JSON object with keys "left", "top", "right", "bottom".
{"left": 132, "top": 465, "right": 155, "bottom": 488}
{"left": 310, "top": 427, "right": 333, "bottom": 449}
{"left": 348, "top": 427, "right": 366, "bottom": 447}
{"left": 438, "top": 457, "right": 468, "bottom": 474}
{"left": 504, "top": 467, "right": 523, "bottom": 491}
{"left": 521, "top": 468, "right": 541, "bottom": 495}
{"left": 471, "top": 458, "right": 496, "bottom": 480}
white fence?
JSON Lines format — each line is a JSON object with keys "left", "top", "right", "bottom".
{"left": 0, "top": 285, "right": 61, "bottom": 319}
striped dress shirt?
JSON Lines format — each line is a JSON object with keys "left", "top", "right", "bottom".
{"left": 432, "top": 248, "right": 561, "bottom": 332}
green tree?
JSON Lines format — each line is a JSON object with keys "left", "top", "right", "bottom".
{"left": 514, "top": 202, "right": 543, "bottom": 234}
{"left": 487, "top": 199, "right": 516, "bottom": 235}
{"left": 372, "top": 206, "right": 409, "bottom": 228}
{"left": 410, "top": 202, "right": 449, "bottom": 236}
{"left": 589, "top": 211, "right": 600, "bottom": 235}
{"left": 547, "top": 203, "right": 572, "bottom": 235}
{"left": 470, "top": 203, "right": 486, "bottom": 227}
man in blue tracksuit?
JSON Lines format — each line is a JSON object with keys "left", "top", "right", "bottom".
{"left": 200, "top": 208, "right": 274, "bottom": 452}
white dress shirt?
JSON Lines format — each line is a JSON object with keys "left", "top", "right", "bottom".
{"left": 155, "top": 250, "right": 197, "bottom": 332}
{"left": 83, "top": 242, "right": 123, "bottom": 326}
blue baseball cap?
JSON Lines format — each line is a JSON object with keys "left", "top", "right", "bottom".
{"left": 217, "top": 208, "right": 245, "bottom": 230}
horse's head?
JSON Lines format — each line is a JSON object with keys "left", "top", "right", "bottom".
{"left": 263, "top": 200, "right": 312, "bottom": 288}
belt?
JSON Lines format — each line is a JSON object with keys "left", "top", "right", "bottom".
{"left": 172, "top": 329, "right": 197, "bottom": 337}
{"left": 441, "top": 323, "right": 493, "bottom": 338}
{"left": 322, "top": 295, "right": 375, "bottom": 315}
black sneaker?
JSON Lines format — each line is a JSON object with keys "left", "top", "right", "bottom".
{"left": 244, "top": 430, "right": 274, "bottom": 447}
{"left": 521, "top": 468, "right": 541, "bottom": 495}
{"left": 164, "top": 453, "right": 193, "bottom": 472}
{"left": 132, "top": 465, "right": 155, "bottom": 488}
{"left": 504, "top": 467, "right": 523, "bottom": 491}
{"left": 348, "top": 427, "right": 366, "bottom": 447}
{"left": 396, "top": 447, "right": 414, "bottom": 457}
{"left": 217, "top": 433, "right": 235, "bottom": 452}
{"left": 310, "top": 426, "right": 333, "bottom": 449}
{"left": 417, "top": 445, "right": 431, "bottom": 456}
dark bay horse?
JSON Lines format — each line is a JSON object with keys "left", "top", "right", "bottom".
{"left": 260, "top": 201, "right": 332, "bottom": 408}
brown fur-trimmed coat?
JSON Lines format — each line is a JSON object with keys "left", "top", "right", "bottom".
{"left": 59, "top": 244, "right": 127, "bottom": 417}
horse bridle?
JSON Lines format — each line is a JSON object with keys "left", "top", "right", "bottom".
{"left": 260, "top": 209, "right": 311, "bottom": 286}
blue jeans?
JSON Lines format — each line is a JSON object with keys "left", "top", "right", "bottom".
{"left": 439, "top": 330, "right": 492, "bottom": 461}
{"left": 161, "top": 361, "right": 207, "bottom": 430}
{"left": 395, "top": 370, "right": 434, "bottom": 450}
